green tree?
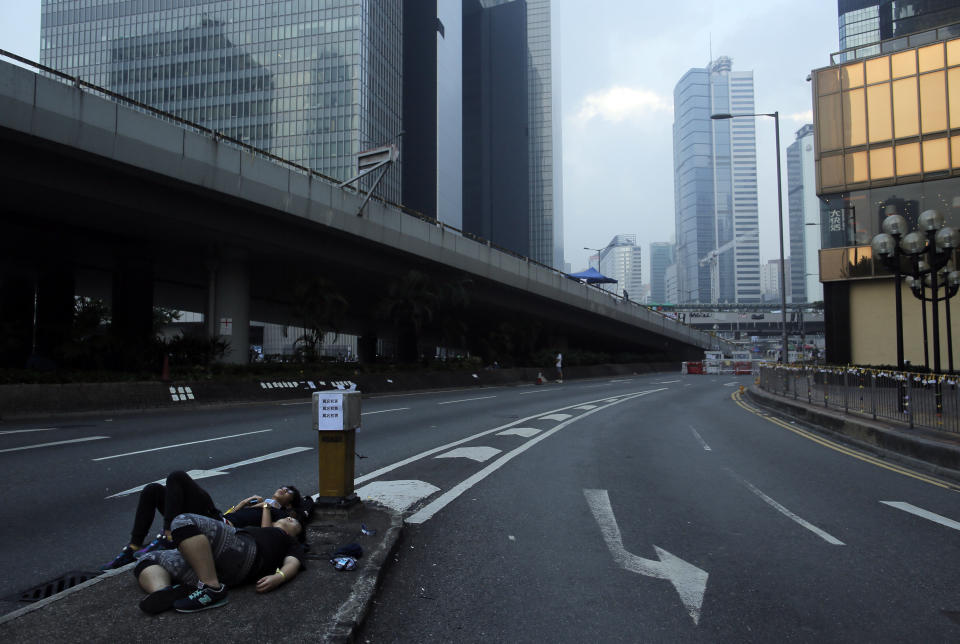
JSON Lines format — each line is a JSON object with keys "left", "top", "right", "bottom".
{"left": 291, "top": 277, "right": 349, "bottom": 362}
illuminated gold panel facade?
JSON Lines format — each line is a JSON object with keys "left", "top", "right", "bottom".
{"left": 814, "top": 38, "right": 960, "bottom": 193}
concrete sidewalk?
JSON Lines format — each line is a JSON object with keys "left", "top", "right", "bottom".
{"left": 0, "top": 503, "right": 402, "bottom": 643}
{"left": 748, "top": 385, "right": 960, "bottom": 484}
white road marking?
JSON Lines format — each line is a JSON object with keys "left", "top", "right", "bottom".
{"left": 0, "top": 436, "right": 108, "bottom": 454}
{"left": 354, "top": 479, "right": 440, "bottom": 512}
{"left": 435, "top": 446, "right": 501, "bottom": 462}
{"left": 0, "top": 427, "right": 57, "bottom": 435}
{"left": 519, "top": 389, "right": 550, "bottom": 395}
{"left": 723, "top": 382, "right": 739, "bottom": 387}
{"left": 406, "top": 390, "right": 664, "bottom": 524}
{"left": 93, "top": 429, "right": 273, "bottom": 461}
{"left": 498, "top": 427, "right": 541, "bottom": 438}
{"left": 539, "top": 413, "right": 572, "bottom": 421}
{"left": 573, "top": 405, "right": 597, "bottom": 410}
{"left": 881, "top": 501, "right": 960, "bottom": 532}
{"left": 656, "top": 380, "right": 681, "bottom": 384}
{"left": 609, "top": 379, "right": 630, "bottom": 383}
{"left": 361, "top": 407, "right": 410, "bottom": 415}
{"left": 437, "top": 395, "right": 497, "bottom": 405}
{"left": 584, "top": 488, "right": 708, "bottom": 625}
{"left": 689, "top": 426, "right": 712, "bottom": 451}
{"left": 354, "top": 389, "right": 666, "bottom": 486}
{"left": 735, "top": 475, "right": 844, "bottom": 545}
{"left": 106, "top": 446, "right": 312, "bottom": 498}
{"left": 280, "top": 401, "right": 311, "bottom": 406}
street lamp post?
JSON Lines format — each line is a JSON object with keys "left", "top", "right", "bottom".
{"left": 711, "top": 111, "right": 788, "bottom": 364}
{"left": 583, "top": 246, "right": 604, "bottom": 272}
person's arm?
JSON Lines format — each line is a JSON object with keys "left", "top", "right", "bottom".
{"left": 255, "top": 555, "right": 301, "bottom": 593}
{"left": 260, "top": 504, "right": 273, "bottom": 528}
{"left": 225, "top": 495, "right": 261, "bottom": 514}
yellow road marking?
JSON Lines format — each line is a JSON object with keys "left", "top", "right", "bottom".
{"left": 731, "top": 391, "right": 960, "bottom": 492}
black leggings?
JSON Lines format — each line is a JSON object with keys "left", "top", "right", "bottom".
{"left": 130, "top": 471, "right": 221, "bottom": 546}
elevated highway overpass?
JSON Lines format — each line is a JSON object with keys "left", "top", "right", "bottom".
{"left": 0, "top": 56, "right": 726, "bottom": 366}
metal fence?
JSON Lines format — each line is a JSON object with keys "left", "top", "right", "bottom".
{"left": 756, "top": 364, "right": 960, "bottom": 434}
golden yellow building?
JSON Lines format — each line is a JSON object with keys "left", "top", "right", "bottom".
{"left": 813, "top": 34, "right": 960, "bottom": 368}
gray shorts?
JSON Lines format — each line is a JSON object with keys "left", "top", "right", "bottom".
{"left": 137, "top": 514, "right": 258, "bottom": 587}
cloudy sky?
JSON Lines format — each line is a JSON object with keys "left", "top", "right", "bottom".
{"left": 0, "top": 0, "right": 840, "bottom": 278}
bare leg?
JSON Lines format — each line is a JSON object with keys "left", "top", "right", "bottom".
{"left": 137, "top": 564, "right": 172, "bottom": 593}
{"left": 177, "top": 534, "right": 221, "bottom": 588}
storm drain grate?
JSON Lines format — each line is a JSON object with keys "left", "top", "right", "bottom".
{"left": 9, "top": 570, "right": 103, "bottom": 603}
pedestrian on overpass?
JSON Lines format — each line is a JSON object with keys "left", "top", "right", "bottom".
{"left": 134, "top": 509, "right": 306, "bottom": 614}
{"left": 101, "top": 470, "right": 303, "bottom": 570}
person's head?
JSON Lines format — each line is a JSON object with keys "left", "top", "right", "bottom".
{"left": 273, "top": 516, "right": 303, "bottom": 540}
{"left": 272, "top": 485, "right": 302, "bottom": 509}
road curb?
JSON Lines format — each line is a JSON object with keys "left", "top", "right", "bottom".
{"left": 323, "top": 505, "right": 404, "bottom": 643}
{"left": 746, "top": 385, "right": 960, "bottom": 484}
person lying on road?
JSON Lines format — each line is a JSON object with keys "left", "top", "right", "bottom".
{"left": 102, "top": 470, "right": 303, "bottom": 569}
{"left": 135, "top": 510, "right": 306, "bottom": 614}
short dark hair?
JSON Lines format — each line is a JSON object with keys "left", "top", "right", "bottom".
{"left": 285, "top": 484, "right": 302, "bottom": 510}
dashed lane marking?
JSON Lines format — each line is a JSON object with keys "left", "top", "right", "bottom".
{"left": 92, "top": 429, "right": 273, "bottom": 461}
{"left": 435, "top": 446, "right": 501, "bottom": 462}
{"left": 0, "top": 436, "right": 108, "bottom": 454}
{"left": 438, "top": 395, "right": 497, "bottom": 405}
{"left": 361, "top": 408, "right": 410, "bottom": 415}
{"left": 689, "top": 426, "right": 712, "bottom": 451}
{"left": 498, "top": 427, "right": 542, "bottom": 438}
{"left": 538, "top": 413, "right": 572, "bottom": 421}
{"left": 573, "top": 405, "right": 597, "bottom": 410}
{"left": 881, "top": 501, "right": 960, "bottom": 532}
{"left": 0, "top": 427, "right": 58, "bottom": 435}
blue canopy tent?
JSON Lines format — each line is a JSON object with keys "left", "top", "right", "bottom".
{"left": 566, "top": 267, "right": 618, "bottom": 284}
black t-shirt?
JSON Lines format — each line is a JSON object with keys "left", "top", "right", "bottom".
{"left": 225, "top": 506, "right": 286, "bottom": 528}
{"left": 241, "top": 527, "right": 306, "bottom": 582}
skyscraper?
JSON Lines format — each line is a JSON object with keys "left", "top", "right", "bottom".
{"left": 649, "top": 242, "right": 675, "bottom": 304}
{"left": 838, "top": 0, "right": 960, "bottom": 62}
{"left": 40, "top": 0, "right": 405, "bottom": 202}
{"left": 462, "top": 0, "right": 529, "bottom": 257}
{"left": 597, "top": 234, "right": 641, "bottom": 299}
{"left": 786, "top": 124, "right": 822, "bottom": 303}
{"left": 672, "top": 56, "right": 760, "bottom": 304}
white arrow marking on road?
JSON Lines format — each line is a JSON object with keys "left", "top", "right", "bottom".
{"left": 355, "top": 479, "right": 440, "bottom": 512}
{"left": 881, "top": 501, "right": 960, "bottom": 532}
{"left": 538, "top": 413, "right": 572, "bottom": 421}
{"left": 584, "top": 489, "right": 708, "bottom": 625}
{"left": 572, "top": 405, "right": 597, "bottom": 410}
{"left": 0, "top": 436, "right": 108, "bottom": 454}
{"left": 497, "top": 427, "right": 542, "bottom": 438}
{"left": 435, "top": 446, "right": 501, "bottom": 462}
{"left": 106, "top": 446, "right": 312, "bottom": 498}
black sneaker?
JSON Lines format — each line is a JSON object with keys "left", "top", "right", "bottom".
{"left": 101, "top": 546, "right": 137, "bottom": 570}
{"left": 139, "top": 584, "right": 193, "bottom": 615}
{"left": 134, "top": 535, "right": 174, "bottom": 559}
{"left": 173, "top": 582, "right": 228, "bottom": 613}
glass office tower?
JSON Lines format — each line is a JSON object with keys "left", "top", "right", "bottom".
{"left": 649, "top": 241, "right": 675, "bottom": 304}
{"left": 673, "top": 56, "right": 760, "bottom": 304}
{"left": 838, "top": 0, "right": 960, "bottom": 62}
{"left": 39, "top": 0, "right": 404, "bottom": 202}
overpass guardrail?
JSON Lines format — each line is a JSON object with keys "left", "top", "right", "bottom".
{"left": 756, "top": 364, "right": 960, "bottom": 434}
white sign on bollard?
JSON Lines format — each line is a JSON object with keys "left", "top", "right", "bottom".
{"left": 312, "top": 390, "right": 361, "bottom": 431}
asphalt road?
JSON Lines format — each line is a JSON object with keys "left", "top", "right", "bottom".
{"left": 5, "top": 373, "right": 960, "bottom": 641}
{"left": 355, "top": 375, "right": 960, "bottom": 642}
{"left": 0, "top": 372, "right": 679, "bottom": 614}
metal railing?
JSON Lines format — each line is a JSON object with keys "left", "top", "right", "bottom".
{"left": 756, "top": 364, "right": 960, "bottom": 434}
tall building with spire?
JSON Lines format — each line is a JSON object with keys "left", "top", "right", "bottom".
{"left": 672, "top": 56, "right": 760, "bottom": 304}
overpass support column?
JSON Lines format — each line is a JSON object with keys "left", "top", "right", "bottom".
{"left": 111, "top": 257, "right": 154, "bottom": 364}
{"left": 358, "top": 331, "right": 377, "bottom": 364}
{"left": 208, "top": 253, "right": 250, "bottom": 365}
{"left": 34, "top": 263, "right": 75, "bottom": 367}
{"left": 0, "top": 267, "right": 37, "bottom": 368}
